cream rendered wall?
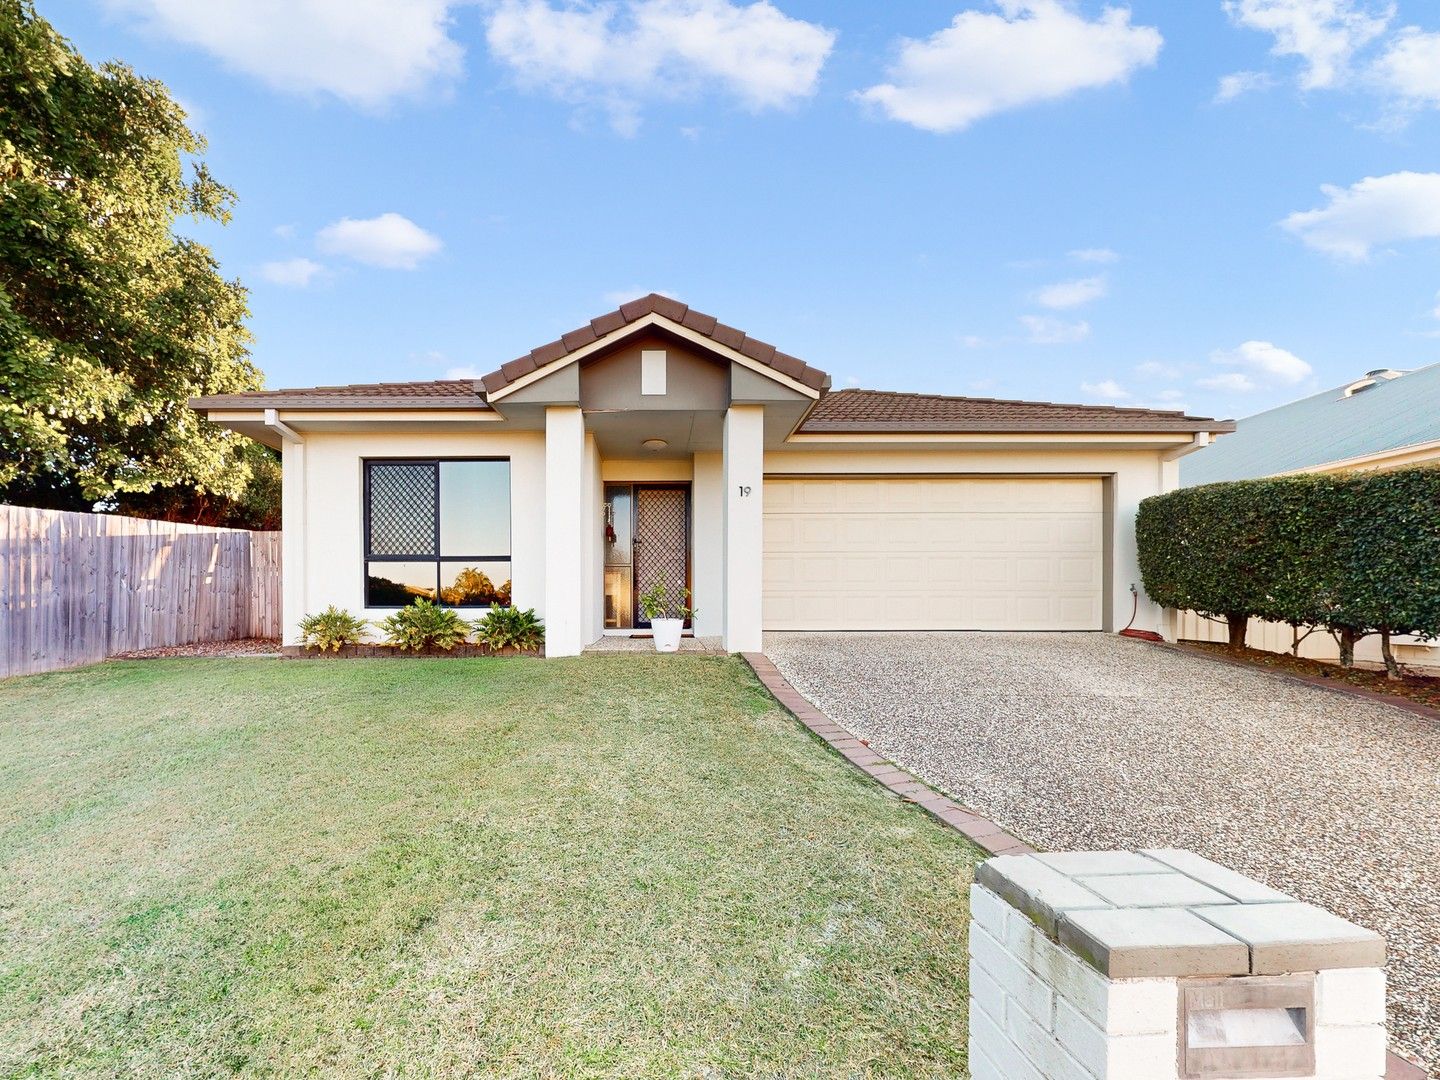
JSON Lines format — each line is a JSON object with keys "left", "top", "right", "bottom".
{"left": 584, "top": 433, "right": 603, "bottom": 645}
{"left": 544, "top": 406, "right": 586, "bottom": 657}
{"left": 724, "top": 406, "right": 766, "bottom": 652}
{"left": 280, "top": 438, "right": 307, "bottom": 646}
{"left": 284, "top": 429, "right": 546, "bottom": 645}
{"left": 692, "top": 452, "right": 723, "bottom": 639}
{"left": 763, "top": 446, "right": 1174, "bottom": 635}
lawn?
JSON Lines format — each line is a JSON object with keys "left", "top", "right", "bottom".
{"left": 0, "top": 656, "right": 981, "bottom": 1078}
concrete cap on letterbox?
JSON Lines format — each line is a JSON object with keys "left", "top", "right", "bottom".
{"left": 975, "top": 849, "right": 1384, "bottom": 979}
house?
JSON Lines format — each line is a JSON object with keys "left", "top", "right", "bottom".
{"left": 1179, "top": 363, "right": 1440, "bottom": 670}
{"left": 1182, "top": 363, "right": 1440, "bottom": 485}
{"left": 190, "top": 294, "right": 1234, "bottom": 656}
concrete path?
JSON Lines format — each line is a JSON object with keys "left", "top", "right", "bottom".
{"left": 764, "top": 631, "right": 1440, "bottom": 1071}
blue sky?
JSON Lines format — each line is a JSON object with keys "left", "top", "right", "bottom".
{"left": 43, "top": 0, "right": 1440, "bottom": 421}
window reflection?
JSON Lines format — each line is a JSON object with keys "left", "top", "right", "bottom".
{"left": 439, "top": 461, "right": 510, "bottom": 556}
{"left": 439, "top": 561, "right": 513, "bottom": 607}
{"left": 366, "top": 561, "right": 438, "bottom": 606}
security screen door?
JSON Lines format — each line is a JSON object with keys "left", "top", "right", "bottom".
{"left": 631, "top": 485, "right": 690, "bottom": 630}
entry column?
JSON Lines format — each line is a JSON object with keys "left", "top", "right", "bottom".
{"left": 545, "top": 405, "right": 586, "bottom": 657}
{"left": 722, "top": 404, "right": 764, "bottom": 653}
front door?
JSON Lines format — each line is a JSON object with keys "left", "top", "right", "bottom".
{"left": 605, "top": 483, "right": 689, "bottom": 630}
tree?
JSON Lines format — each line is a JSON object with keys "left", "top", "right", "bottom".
{"left": 0, "top": 0, "right": 266, "bottom": 518}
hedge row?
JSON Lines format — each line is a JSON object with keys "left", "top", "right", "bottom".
{"left": 1136, "top": 467, "right": 1440, "bottom": 668}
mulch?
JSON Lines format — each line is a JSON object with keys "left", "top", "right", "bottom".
{"left": 109, "top": 638, "right": 281, "bottom": 660}
{"left": 1178, "top": 640, "right": 1440, "bottom": 718}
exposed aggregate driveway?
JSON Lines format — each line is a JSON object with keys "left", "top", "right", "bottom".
{"left": 763, "top": 631, "right": 1440, "bottom": 1070}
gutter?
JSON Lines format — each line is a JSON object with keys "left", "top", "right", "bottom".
{"left": 263, "top": 408, "right": 304, "bottom": 445}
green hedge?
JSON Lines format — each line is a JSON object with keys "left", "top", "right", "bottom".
{"left": 1137, "top": 467, "right": 1440, "bottom": 666}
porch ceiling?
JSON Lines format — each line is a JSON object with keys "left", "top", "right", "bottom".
{"left": 582, "top": 397, "right": 811, "bottom": 459}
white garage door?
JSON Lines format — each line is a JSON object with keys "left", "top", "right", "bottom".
{"left": 764, "top": 476, "right": 1105, "bottom": 631}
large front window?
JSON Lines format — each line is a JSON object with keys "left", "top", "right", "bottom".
{"left": 364, "top": 459, "right": 511, "bottom": 607}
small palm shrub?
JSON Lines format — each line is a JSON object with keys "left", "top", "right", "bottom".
{"left": 378, "top": 598, "right": 471, "bottom": 651}
{"left": 297, "top": 606, "right": 369, "bottom": 651}
{"left": 471, "top": 606, "right": 545, "bottom": 651}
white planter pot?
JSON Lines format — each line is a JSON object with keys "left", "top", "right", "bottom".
{"left": 651, "top": 618, "right": 683, "bottom": 653}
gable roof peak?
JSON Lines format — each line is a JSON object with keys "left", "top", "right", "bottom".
{"left": 477, "top": 294, "right": 831, "bottom": 398}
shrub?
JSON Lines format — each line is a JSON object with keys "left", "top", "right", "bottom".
{"left": 297, "top": 606, "right": 369, "bottom": 651}
{"left": 1137, "top": 467, "right": 1440, "bottom": 670}
{"left": 377, "top": 598, "right": 471, "bottom": 651}
{"left": 471, "top": 606, "right": 545, "bottom": 651}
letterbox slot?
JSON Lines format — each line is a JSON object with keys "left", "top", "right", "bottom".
{"left": 1179, "top": 975, "right": 1315, "bottom": 1079}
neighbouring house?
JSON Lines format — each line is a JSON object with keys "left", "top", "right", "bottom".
{"left": 190, "top": 294, "right": 1234, "bottom": 657}
{"left": 1182, "top": 363, "right": 1440, "bottom": 485}
{"left": 1180, "top": 363, "right": 1440, "bottom": 670}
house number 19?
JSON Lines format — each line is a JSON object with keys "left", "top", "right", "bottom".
{"left": 737, "top": 485, "right": 752, "bottom": 497}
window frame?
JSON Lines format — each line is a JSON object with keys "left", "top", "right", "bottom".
{"left": 362, "top": 456, "right": 512, "bottom": 609}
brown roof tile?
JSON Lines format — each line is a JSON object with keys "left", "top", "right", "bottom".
{"left": 561, "top": 324, "right": 599, "bottom": 350}
{"left": 797, "top": 389, "right": 1234, "bottom": 435}
{"left": 590, "top": 309, "right": 627, "bottom": 337}
{"left": 681, "top": 308, "right": 718, "bottom": 336}
{"left": 709, "top": 321, "right": 746, "bottom": 351}
{"left": 190, "top": 380, "right": 488, "bottom": 411}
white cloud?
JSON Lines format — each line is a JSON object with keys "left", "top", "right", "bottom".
{"left": 485, "top": 0, "right": 835, "bottom": 135}
{"left": 1433, "top": 289, "right": 1440, "bottom": 319}
{"left": 446, "top": 364, "right": 483, "bottom": 379}
{"left": 1223, "top": 0, "right": 1392, "bottom": 91}
{"left": 273, "top": 223, "right": 297, "bottom": 240}
{"left": 855, "top": 0, "right": 1161, "bottom": 134}
{"left": 104, "top": 0, "right": 464, "bottom": 108}
{"left": 1281, "top": 172, "right": 1440, "bottom": 260}
{"left": 1155, "top": 388, "right": 1187, "bottom": 401}
{"left": 1208, "top": 340, "right": 1313, "bottom": 387}
{"left": 317, "top": 213, "right": 443, "bottom": 269}
{"left": 1373, "top": 27, "right": 1440, "bottom": 107}
{"left": 1034, "top": 275, "right": 1107, "bottom": 309}
{"left": 259, "top": 257, "right": 324, "bottom": 287}
{"left": 1214, "top": 69, "right": 1275, "bottom": 102}
{"left": 1020, "top": 314, "right": 1091, "bottom": 344}
{"left": 1069, "top": 247, "right": 1119, "bottom": 263}
{"left": 1198, "top": 371, "right": 1259, "bottom": 392}
{"left": 1081, "top": 378, "right": 1130, "bottom": 400}
{"left": 1136, "top": 359, "right": 1182, "bottom": 378}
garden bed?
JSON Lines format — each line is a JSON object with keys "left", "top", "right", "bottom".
{"left": 1179, "top": 640, "right": 1440, "bottom": 714}
{"left": 281, "top": 643, "right": 538, "bottom": 659}
{"left": 111, "top": 638, "right": 281, "bottom": 659}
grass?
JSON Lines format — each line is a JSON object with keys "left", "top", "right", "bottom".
{"left": 0, "top": 656, "right": 982, "bottom": 1078}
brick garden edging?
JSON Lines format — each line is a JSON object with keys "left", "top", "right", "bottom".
{"left": 281, "top": 644, "right": 539, "bottom": 659}
{"left": 742, "top": 652, "right": 1033, "bottom": 857}
{"left": 743, "top": 650, "right": 1431, "bottom": 1079}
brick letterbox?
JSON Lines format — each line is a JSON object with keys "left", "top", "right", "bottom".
{"left": 968, "top": 849, "right": 1386, "bottom": 1080}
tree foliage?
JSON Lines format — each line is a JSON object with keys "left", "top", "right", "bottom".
{"left": 1137, "top": 468, "right": 1440, "bottom": 669}
{"left": 0, "top": 0, "right": 266, "bottom": 518}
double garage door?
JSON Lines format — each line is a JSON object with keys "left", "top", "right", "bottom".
{"left": 764, "top": 476, "right": 1105, "bottom": 631}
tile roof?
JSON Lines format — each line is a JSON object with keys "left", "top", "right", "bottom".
{"left": 191, "top": 380, "right": 487, "bottom": 410}
{"left": 1182, "top": 363, "right": 1440, "bottom": 485}
{"left": 797, "top": 389, "right": 1232, "bottom": 434}
{"left": 478, "top": 292, "right": 831, "bottom": 395}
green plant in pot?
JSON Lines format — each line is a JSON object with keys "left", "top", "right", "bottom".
{"left": 637, "top": 577, "right": 696, "bottom": 653}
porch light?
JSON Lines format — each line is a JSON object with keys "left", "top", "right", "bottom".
{"left": 642, "top": 438, "right": 668, "bottom": 450}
